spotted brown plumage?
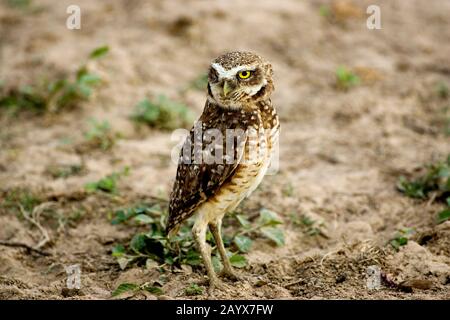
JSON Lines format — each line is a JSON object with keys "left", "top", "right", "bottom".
{"left": 166, "top": 51, "right": 279, "bottom": 291}
{"left": 167, "top": 100, "right": 257, "bottom": 234}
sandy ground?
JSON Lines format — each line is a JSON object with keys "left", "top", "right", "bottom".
{"left": 0, "top": 0, "right": 450, "bottom": 299}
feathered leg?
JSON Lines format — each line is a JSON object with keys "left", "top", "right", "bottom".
{"left": 209, "top": 219, "right": 239, "bottom": 281}
{"left": 192, "top": 212, "right": 224, "bottom": 291}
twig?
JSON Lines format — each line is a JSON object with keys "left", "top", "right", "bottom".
{"left": 0, "top": 240, "right": 51, "bottom": 256}
{"left": 19, "top": 202, "right": 55, "bottom": 249}
{"left": 426, "top": 192, "right": 437, "bottom": 207}
{"left": 284, "top": 279, "right": 304, "bottom": 288}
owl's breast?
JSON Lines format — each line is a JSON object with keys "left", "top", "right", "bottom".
{"left": 245, "top": 125, "right": 279, "bottom": 196}
{"left": 223, "top": 124, "right": 279, "bottom": 201}
{"left": 197, "top": 103, "right": 280, "bottom": 217}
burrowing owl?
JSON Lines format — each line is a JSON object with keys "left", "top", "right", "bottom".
{"left": 166, "top": 51, "right": 279, "bottom": 290}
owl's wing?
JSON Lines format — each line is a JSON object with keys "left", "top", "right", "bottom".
{"left": 166, "top": 107, "right": 246, "bottom": 235}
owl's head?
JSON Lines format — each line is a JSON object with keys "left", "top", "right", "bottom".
{"left": 207, "top": 51, "right": 274, "bottom": 109}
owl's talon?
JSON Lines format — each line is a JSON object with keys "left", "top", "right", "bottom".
{"left": 208, "top": 278, "right": 227, "bottom": 294}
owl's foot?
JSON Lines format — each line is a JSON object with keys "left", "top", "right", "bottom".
{"left": 219, "top": 268, "right": 242, "bottom": 282}
{"left": 208, "top": 277, "right": 227, "bottom": 294}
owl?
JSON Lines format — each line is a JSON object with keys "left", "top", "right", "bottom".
{"left": 166, "top": 51, "right": 279, "bottom": 291}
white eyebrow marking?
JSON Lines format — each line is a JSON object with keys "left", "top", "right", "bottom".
{"left": 211, "top": 63, "right": 255, "bottom": 79}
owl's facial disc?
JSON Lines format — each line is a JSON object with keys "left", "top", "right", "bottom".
{"left": 207, "top": 63, "right": 267, "bottom": 109}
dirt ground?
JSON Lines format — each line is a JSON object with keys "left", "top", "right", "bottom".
{"left": 1, "top": 0, "right": 450, "bottom": 300}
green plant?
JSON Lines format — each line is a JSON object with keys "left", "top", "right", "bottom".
{"left": 0, "top": 46, "right": 108, "bottom": 114}
{"left": 110, "top": 203, "right": 202, "bottom": 269}
{"left": 397, "top": 156, "right": 450, "bottom": 199}
{"left": 335, "top": 66, "right": 360, "bottom": 90}
{"left": 1, "top": 188, "right": 41, "bottom": 213}
{"left": 84, "top": 119, "right": 117, "bottom": 150}
{"left": 184, "top": 283, "right": 203, "bottom": 296}
{"left": 389, "top": 228, "right": 415, "bottom": 251}
{"left": 131, "top": 95, "right": 194, "bottom": 130}
{"left": 398, "top": 155, "right": 450, "bottom": 224}
{"left": 233, "top": 209, "right": 286, "bottom": 248}
{"left": 85, "top": 167, "right": 129, "bottom": 194}
{"left": 112, "top": 282, "right": 163, "bottom": 297}
{"left": 291, "top": 214, "right": 325, "bottom": 237}
{"left": 437, "top": 198, "right": 450, "bottom": 224}
{"left": 110, "top": 205, "right": 285, "bottom": 271}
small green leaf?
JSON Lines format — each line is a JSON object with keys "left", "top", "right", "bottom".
{"left": 47, "top": 79, "right": 66, "bottom": 95}
{"left": 76, "top": 66, "right": 88, "bottom": 80}
{"left": 96, "top": 177, "right": 116, "bottom": 192}
{"left": 397, "top": 176, "right": 426, "bottom": 199}
{"left": 143, "top": 286, "right": 163, "bottom": 295}
{"left": 78, "top": 73, "right": 101, "bottom": 85}
{"left": 229, "top": 254, "right": 247, "bottom": 268}
{"left": 146, "top": 204, "right": 163, "bottom": 215}
{"left": 236, "top": 214, "right": 251, "bottom": 229}
{"left": 134, "top": 214, "right": 154, "bottom": 224}
{"left": 390, "top": 237, "right": 408, "bottom": 250}
{"left": 112, "top": 283, "right": 138, "bottom": 297}
{"left": 260, "top": 226, "right": 285, "bottom": 246}
{"left": 438, "top": 166, "right": 450, "bottom": 178}
{"left": 89, "top": 46, "right": 109, "bottom": 59}
{"left": 111, "top": 210, "right": 127, "bottom": 225}
{"left": 233, "top": 235, "right": 252, "bottom": 253}
{"left": 77, "top": 83, "right": 92, "bottom": 97}
{"left": 185, "top": 249, "right": 202, "bottom": 266}
{"left": 259, "top": 208, "right": 283, "bottom": 226}
{"left": 336, "top": 66, "right": 360, "bottom": 89}
{"left": 212, "top": 255, "right": 223, "bottom": 273}
{"left": 112, "top": 244, "right": 125, "bottom": 257}
{"left": 130, "top": 233, "right": 148, "bottom": 253}
{"left": 300, "top": 215, "right": 315, "bottom": 226}
{"left": 164, "top": 256, "right": 174, "bottom": 265}
{"left": 437, "top": 209, "right": 450, "bottom": 224}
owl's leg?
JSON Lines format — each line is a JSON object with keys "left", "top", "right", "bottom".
{"left": 209, "top": 219, "right": 240, "bottom": 281}
{"left": 192, "top": 212, "right": 225, "bottom": 291}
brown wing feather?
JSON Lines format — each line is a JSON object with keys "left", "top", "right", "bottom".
{"left": 166, "top": 101, "right": 252, "bottom": 234}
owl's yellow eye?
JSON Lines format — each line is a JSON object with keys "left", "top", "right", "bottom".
{"left": 238, "top": 70, "right": 252, "bottom": 79}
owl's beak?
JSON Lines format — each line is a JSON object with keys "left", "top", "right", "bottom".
{"left": 223, "top": 80, "right": 234, "bottom": 97}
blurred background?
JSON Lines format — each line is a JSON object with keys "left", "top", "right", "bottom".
{"left": 0, "top": 0, "right": 449, "bottom": 299}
